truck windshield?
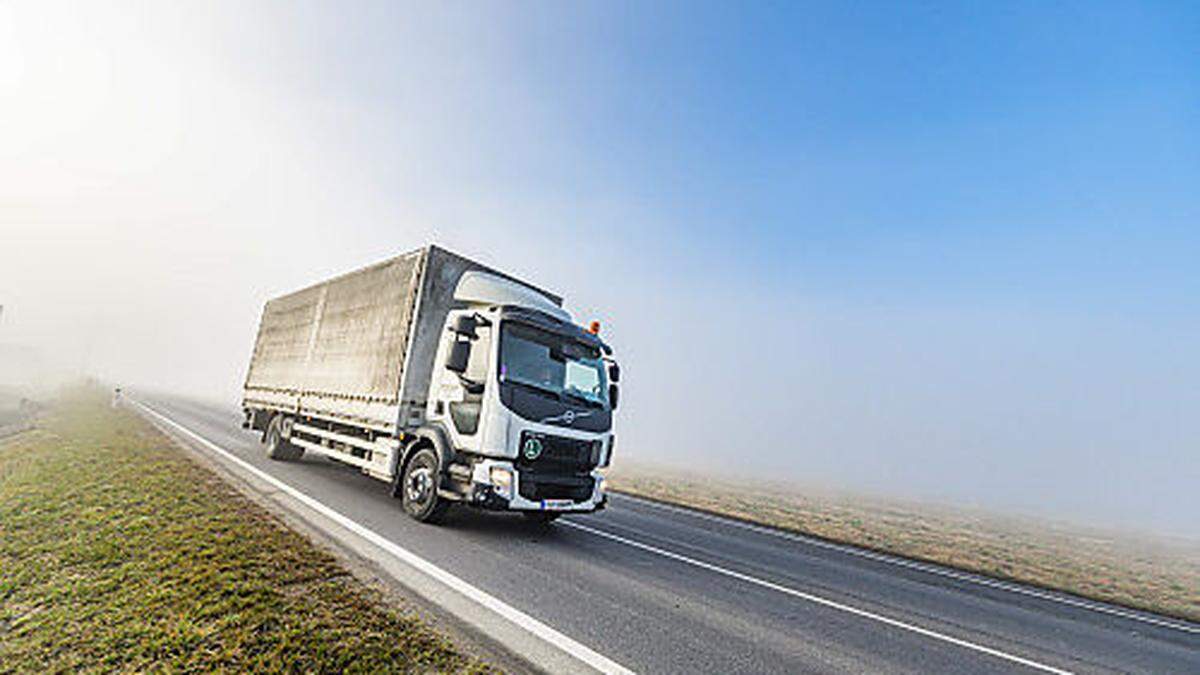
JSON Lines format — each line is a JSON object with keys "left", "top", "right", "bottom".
{"left": 499, "top": 322, "right": 608, "bottom": 407}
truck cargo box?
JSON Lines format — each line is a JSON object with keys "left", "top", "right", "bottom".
{"left": 242, "top": 245, "right": 560, "bottom": 433}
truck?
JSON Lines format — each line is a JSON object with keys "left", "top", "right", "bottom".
{"left": 240, "top": 245, "right": 619, "bottom": 524}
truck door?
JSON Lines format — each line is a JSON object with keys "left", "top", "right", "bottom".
{"left": 436, "top": 319, "right": 492, "bottom": 452}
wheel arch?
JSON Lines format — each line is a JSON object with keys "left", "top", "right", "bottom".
{"left": 391, "top": 425, "right": 455, "bottom": 498}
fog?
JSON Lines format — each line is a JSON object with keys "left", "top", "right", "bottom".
{"left": 2, "top": 2, "right": 1197, "bottom": 537}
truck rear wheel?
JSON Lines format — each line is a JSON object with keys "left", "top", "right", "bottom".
{"left": 265, "top": 415, "right": 303, "bottom": 461}
{"left": 401, "top": 447, "right": 448, "bottom": 523}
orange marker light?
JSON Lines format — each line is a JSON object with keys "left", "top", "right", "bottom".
{"left": 588, "top": 321, "right": 601, "bottom": 335}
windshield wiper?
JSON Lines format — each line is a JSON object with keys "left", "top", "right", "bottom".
{"left": 504, "top": 378, "right": 562, "bottom": 401}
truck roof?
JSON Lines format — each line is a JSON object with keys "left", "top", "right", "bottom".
{"left": 242, "top": 244, "right": 565, "bottom": 433}
{"left": 265, "top": 244, "right": 562, "bottom": 307}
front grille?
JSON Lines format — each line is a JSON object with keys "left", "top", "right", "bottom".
{"left": 515, "top": 432, "right": 598, "bottom": 503}
{"left": 518, "top": 473, "right": 595, "bottom": 502}
{"left": 516, "top": 432, "right": 598, "bottom": 473}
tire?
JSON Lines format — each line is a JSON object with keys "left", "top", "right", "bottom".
{"left": 522, "top": 511, "right": 561, "bottom": 526}
{"left": 265, "top": 415, "right": 303, "bottom": 461}
{"left": 401, "top": 447, "right": 449, "bottom": 523}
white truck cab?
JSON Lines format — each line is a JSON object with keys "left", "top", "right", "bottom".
{"left": 424, "top": 273, "right": 616, "bottom": 521}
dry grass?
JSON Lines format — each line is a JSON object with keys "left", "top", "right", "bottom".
{"left": 0, "top": 389, "right": 493, "bottom": 673}
{"left": 608, "top": 462, "right": 1200, "bottom": 623}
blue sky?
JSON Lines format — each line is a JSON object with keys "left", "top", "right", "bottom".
{"left": 268, "top": 0, "right": 1200, "bottom": 307}
{"left": 2, "top": 1, "right": 1198, "bottom": 534}
{"left": 535, "top": 1, "right": 1199, "bottom": 303}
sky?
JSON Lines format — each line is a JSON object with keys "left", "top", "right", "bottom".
{"left": 1, "top": 1, "right": 1198, "bottom": 535}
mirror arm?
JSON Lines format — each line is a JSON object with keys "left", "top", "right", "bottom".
{"left": 459, "top": 376, "right": 485, "bottom": 395}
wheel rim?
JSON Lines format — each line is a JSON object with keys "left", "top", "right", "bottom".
{"left": 406, "top": 465, "right": 434, "bottom": 509}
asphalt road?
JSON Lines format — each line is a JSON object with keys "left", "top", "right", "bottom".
{"left": 138, "top": 393, "right": 1198, "bottom": 674}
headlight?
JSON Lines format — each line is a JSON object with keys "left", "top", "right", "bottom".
{"left": 489, "top": 467, "right": 513, "bottom": 498}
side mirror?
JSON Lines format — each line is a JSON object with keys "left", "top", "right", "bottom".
{"left": 608, "top": 362, "right": 620, "bottom": 383}
{"left": 608, "top": 384, "right": 619, "bottom": 410}
{"left": 447, "top": 340, "right": 471, "bottom": 373}
{"left": 452, "top": 314, "right": 478, "bottom": 339}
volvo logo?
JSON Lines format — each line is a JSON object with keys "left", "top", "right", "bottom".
{"left": 540, "top": 409, "right": 594, "bottom": 425}
{"left": 522, "top": 437, "right": 543, "bottom": 460}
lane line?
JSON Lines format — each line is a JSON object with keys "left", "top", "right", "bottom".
{"left": 131, "top": 400, "right": 634, "bottom": 675}
{"left": 561, "top": 520, "right": 1073, "bottom": 675}
{"left": 609, "top": 493, "right": 1200, "bottom": 635}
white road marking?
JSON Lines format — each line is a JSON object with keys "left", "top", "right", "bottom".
{"left": 132, "top": 401, "right": 634, "bottom": 675}
{"left": 562, "top": 520, "right": 1074, "bottom": 675}
{"left": 610, "top": 493, "right": 1200, "bottom": 635}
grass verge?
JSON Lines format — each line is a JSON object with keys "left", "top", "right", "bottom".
{"left": 0, "top": 389, "right": 491, "bottom": 673}
{"left": 607, "top": 462, "right": 1200, "bottom": 623}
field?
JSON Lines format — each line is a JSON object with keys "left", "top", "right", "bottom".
{"left": 0, "top": 403, "right": 32, "bottom": 440}
{"left": 0, "top": 392, "right": 25, "bottom": 428}
{"left": 607, "top": 462, "right": 1200, "bottom": 623}
{"left": 0, "top": 390, "right": 491, "bottom": 673}
{"left": 0, "top": 408, "right": 22, "bottom": 427}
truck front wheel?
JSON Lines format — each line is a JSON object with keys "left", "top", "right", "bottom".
{"left": 265, "top": 415, "right": 303, "bottom": 461}
{"left": 401, "top": 447, "right": 448, "bottom": 523}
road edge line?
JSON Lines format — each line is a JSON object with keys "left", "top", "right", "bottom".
{"left": 131, "top": 399, "right": 634, "bottom": 675}
{"left": 608, "top": 492, "right": 1200, "bottom": 635}
{"left": 563, "top": 520, "right": 1074, "bottom": 675}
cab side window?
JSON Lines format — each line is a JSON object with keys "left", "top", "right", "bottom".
{"left": 450, "top": 325, "right": 490, "bottom": 435}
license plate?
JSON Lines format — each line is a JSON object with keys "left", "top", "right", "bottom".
{"left": 541, "top": 499, "right": 574, "bottom": 511}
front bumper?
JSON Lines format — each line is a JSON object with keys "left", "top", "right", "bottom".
{"left": 468, "top": 459, "right": 606, "bottom": 513}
